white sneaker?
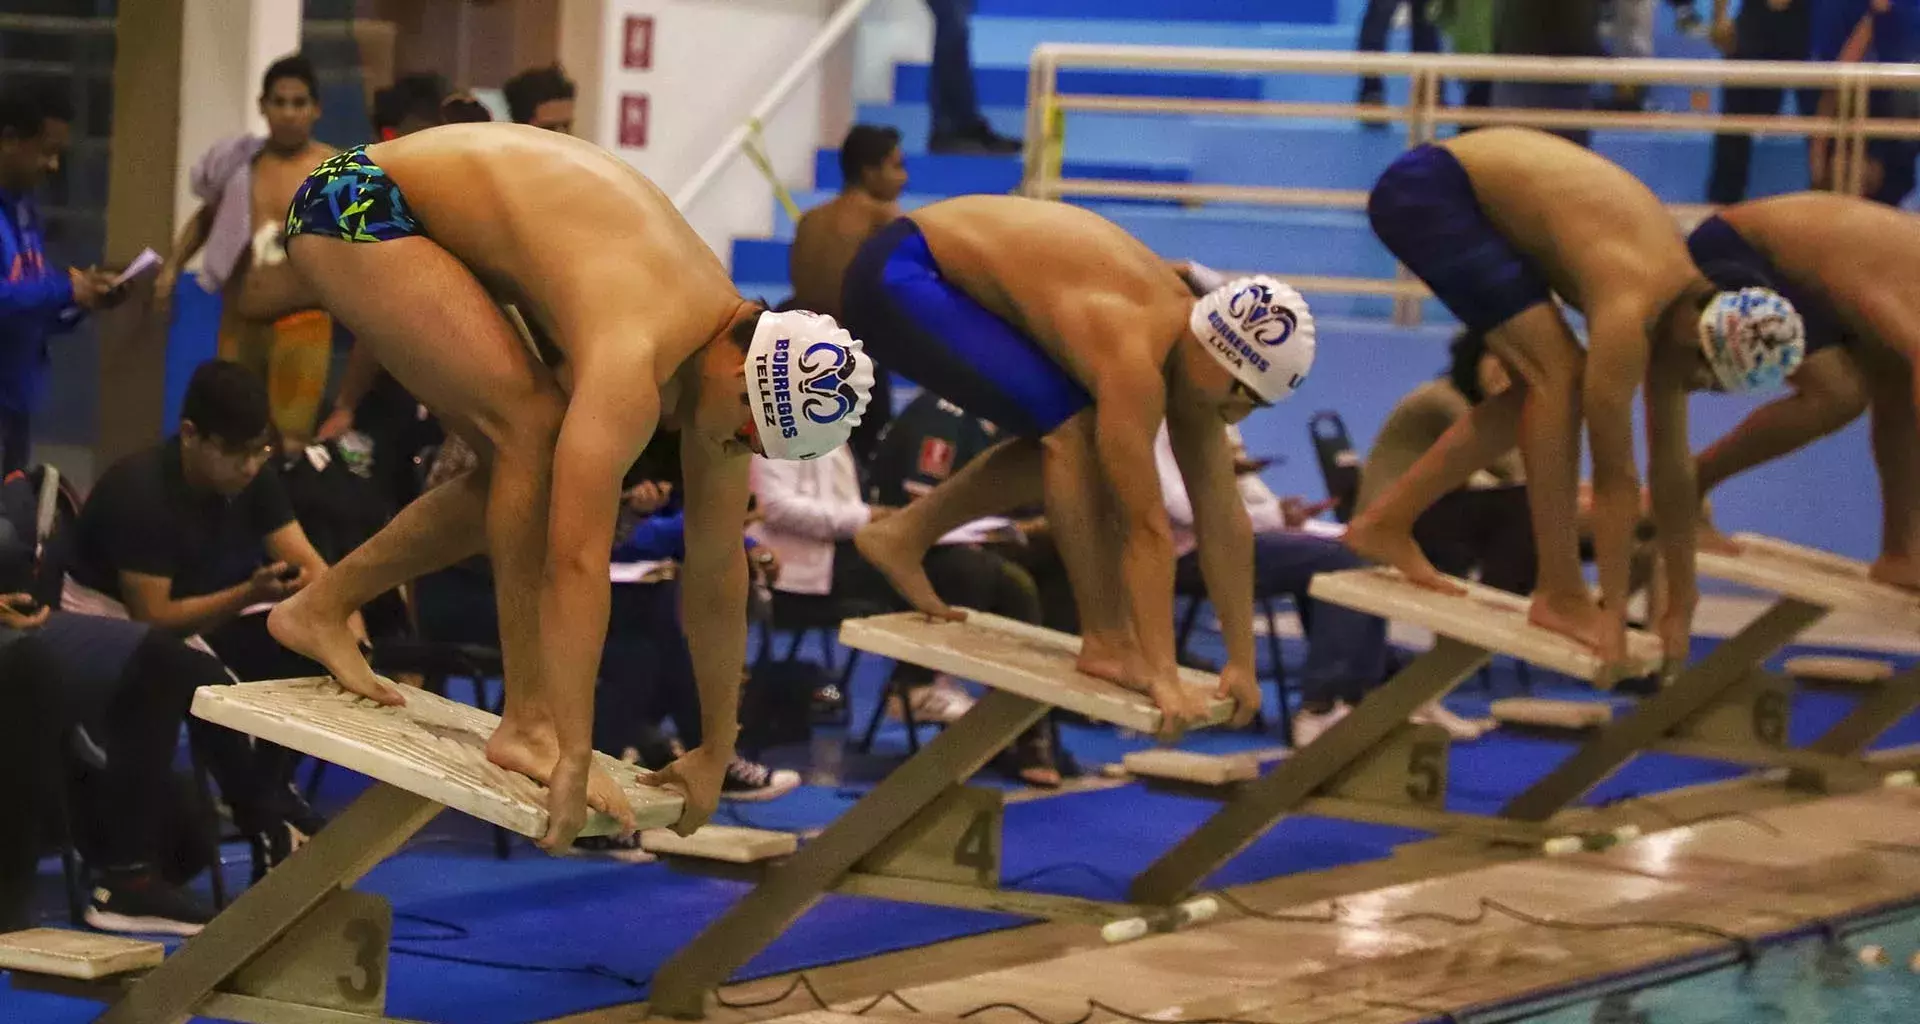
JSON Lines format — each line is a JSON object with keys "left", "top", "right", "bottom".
{"left": 1409, "top": 701, "right": 1493, "bottom": 741}
{"left": 907, "top": 678, "right": 976, "bottom": 724}
{"left": 1291, "top": 703, "right": 1350, "bottom": 747}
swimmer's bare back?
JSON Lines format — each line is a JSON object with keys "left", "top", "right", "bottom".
{"left": 907, "top": 195, "right": 1194, "bottom": 383}
{"left": 365, "top": 123, "right": 742, "bottom": 375}
{"left": 1717, "top": 193, "right": 1920, "bottom": 349}
{"left": 1441, "top": 128, "right": 1695, "bottom": 320}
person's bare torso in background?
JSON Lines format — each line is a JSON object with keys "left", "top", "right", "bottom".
{"left": 790, "top": 194, "right": 900, "bottom": 319}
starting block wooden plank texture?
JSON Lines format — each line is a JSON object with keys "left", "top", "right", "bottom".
{"left": 1491, "top": 698, "right": 1614, "bottom": 731}
{"left": 1123, "top": 750, "right": 1260, "bottom": 786}
{"left": 642, "top": 826, "right": 798, "bottom": 863}
{"left": 1785, "top": 655, "right": 1895, "bottom": 685}
{"left": 839, "top": 611, "right": 1235, "bottom": 734}
{"left": 1700, "top": 534, "right": 1920, "bottom": 632}
{"left": 0, "top": 930, "right": 163, "bottom": 980}
{"left": 1308, "top": 568, "right": 1664, "bottom": 684}
{"left": 193, "top": 678, "right": 685, "bottom": 839}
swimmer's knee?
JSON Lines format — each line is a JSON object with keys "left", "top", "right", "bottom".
{"left": 471, "top": 388, "right": 564, "bottom": 455}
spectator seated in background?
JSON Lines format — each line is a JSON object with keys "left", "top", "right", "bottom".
{"left": 1150, "top": 426, "right": 1468, "bottom": 745}
{"left": 0, "top": 467, "right": 278, "bottom": 937}
{"left": 864, "top": 392, "right": 1075, "bottom": 785}
{"left": 502, "top": 64, "right": 576, "bottom": 133}
{"left": 0, "top": 86, "right": 123, "bottom": 475}
{"left": 63, "top": 360, "right": 361, "bottom": 857}
{"left": 751, "top": 438, "right": 1072, "bottom": 785}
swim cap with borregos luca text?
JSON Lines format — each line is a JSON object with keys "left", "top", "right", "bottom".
{"left": 1188, "top": 275, "right": 1316, "bottom": 405}
{"left": 746, "top": 310, "right": 876, "bottom": 461}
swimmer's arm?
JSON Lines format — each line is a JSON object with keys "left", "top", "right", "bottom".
{"left": 320, "top": 343, "right": 383, "bottom": 438}
{"left": 1093, "top": 372, "right": 1181, "bottom": 683}
{"left": 678, "top": 430, "right": 752, "bottom": 759}
{"left": 543, "top": 363, "right": 659, "bottom": 763}
{"left": 1165, "top": 411, "right": 1257, "bottom": 675}
{"left": 118, "top": 571, "right": 255, "bottom": 637}
{"left": 1645, "top": 348, "right": 1699, "bottom": 628}
{"left": 1584, "top": 301, "right": 1651, "bottom": 626}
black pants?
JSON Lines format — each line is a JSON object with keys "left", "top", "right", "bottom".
{"left": 0, "top": 408, "right": 30, "bottom": 478}
{"left": 1412, "top": 484, "right": 1539, "bottom": 596}
{"left": 202, "top": 613, "right": 320, "bottom": 811}
{"left": 1357, "top": 0, "right": 1440, "bottom": 97}
{"left": 598, "top": 580, "right": 702, "bottom": 759}
{"left": 1707, "top": 1, "right": 1815, "bottom": 204}
{"left": 0, "top": 636, "right": 62, "bottom": 930}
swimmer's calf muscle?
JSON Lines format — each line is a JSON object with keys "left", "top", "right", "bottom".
{"left": 1645, "top": 343, "right": 1701, "bottom": 661}
{"left": 676, "top": 426, "right": 751, "bottom": 769}
{"left": 1091, "top": 368, "right": 1181, "bottom": 686}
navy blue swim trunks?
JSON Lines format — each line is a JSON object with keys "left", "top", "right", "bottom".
{"left": 1367, "top": 144, "right": 1551, "bottom": 333}
{"left": 285, "top": 146, "right": 424, "bottom": 243}
{"left": 1688, "top": 215, "right": 1846, "bottom": 356}
{"left": 841, "top": 218, "right": 1093, "bottom": 437}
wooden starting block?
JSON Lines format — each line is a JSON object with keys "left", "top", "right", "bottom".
{"left": 1785, "top": 655, "right": 1894, "bottom": 686}
{"left": 642, "top": 826, "right": 798, "bottom": 864}
{"left": 1123, "top": 749, "right": 1261, "bottom": 786}
{"left": 648, "top": 611, "right": 1236, "bottom": 1019}
{"left": 1126, "top": 567, "right": 1667, "bottom": 906}
{"left": 3, "top": 678, "right": 685, "bottom": 1024}
{"left": 0, "top": 930, "right": 163, "bottom": 980}
{"left": 1491, "top": 698, "right": 1615, "bottom": 731}
{"left": 1503, "top": 535, "right": 1920, "bottom": 815}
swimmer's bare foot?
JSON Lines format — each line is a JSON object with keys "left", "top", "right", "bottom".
{"left": 1344, "top": 514, "right": 1465, "bottom": 595}
{"left": 268, "top": 590, "right": 404, "bottom": 705}
{"left": 855, "top": 516, "right": 964, "bottom": 621}
{"left": 1529, "top": 591, "right": 1624, "bottom": 665}
{"left": 486, "top": 717, "right": 635, "bottom": 827}
{"left": 1696, "top": 521, "right": 1743, "bottom": 556}
{"left": 1076, "top": 633, "right": 1130, "bottom": 685}
{"left": 1870, "top": 553, "right": 1920, "bottom": 593}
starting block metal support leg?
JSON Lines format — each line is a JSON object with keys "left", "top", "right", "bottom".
{"left": 1788, "top": 665, "right": 1920, "bottom": 787}
{"left": 649, "top": 688, "right": 1048, "bottom": 1020}
{"left": 1501, "top": 599, "right": 1826, "bottom": 822}
{"left": 94, "top": 782, "right": 442, "bottom": 1024}
{"left": 1130, "top": 636, "right": 1492, "bottom": 906}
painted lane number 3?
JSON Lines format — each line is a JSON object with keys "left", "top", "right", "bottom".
{"left": 338, "top": 917, "right": 384, "bottom": 1002}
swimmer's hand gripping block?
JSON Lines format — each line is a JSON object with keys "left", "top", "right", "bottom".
{"left": 1698, "top": 534, "right": 1920, "bottom": 632}
{"left": 1308, "top": 568, "right": 1663, "bottom": 685}
{"left": 191, "top": 678, "right": 685, "bottom": 838}
{"left": 837, "top": 610, "right": 1235, "bottom": 734}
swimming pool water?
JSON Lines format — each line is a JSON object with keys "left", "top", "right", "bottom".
{"left": 1487, "top": 904, "right": 1920, "bottom": 1024}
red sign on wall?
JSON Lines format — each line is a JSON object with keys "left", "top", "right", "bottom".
{"left": 618, "top": 94, "right": 650, "bottom": 149}
{"left": 623, "top": 16, "right": 654, "bottom": 70}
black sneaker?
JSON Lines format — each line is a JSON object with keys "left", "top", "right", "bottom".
{"left": 929, "top": 128, "right": 1023, "bottom": 156}
{"left": 572, "top": 832, "right": 656, "bottom": 864}
{"left": 721, "top": 758, "right": 801, "bottom": 803}
{"left": 86, "top": 869, "right": 214, "bottom": 937}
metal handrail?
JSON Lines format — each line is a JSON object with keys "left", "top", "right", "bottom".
{"left": 672, "top": 0, "right": 881, "bottom": 212}
{"left": 1021, "top": 46, "right": 1918, "bottom": 322}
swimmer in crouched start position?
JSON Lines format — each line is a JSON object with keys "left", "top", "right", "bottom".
{"left": 837, "top": 194, "right": 1317, "bottom": 734}
{"left": 269, "top": 123, "right": 874, "bottom": 850}
{"left": 1352, "top": 126, "right": 1806, "bottom": 671}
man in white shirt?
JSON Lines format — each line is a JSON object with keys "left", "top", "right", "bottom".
{"left": 1153, "top": 425, "right": 1488, "bottom": 744}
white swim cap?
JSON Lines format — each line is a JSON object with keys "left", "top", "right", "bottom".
{"left": 1188, "top": 276, "right": 1316, "bottom": 405}
{"left": 1697, "top": 287, "right": 1805, "bottom": 393}
{"left": 745, "top": 310, "right": 875, "bottom": 461}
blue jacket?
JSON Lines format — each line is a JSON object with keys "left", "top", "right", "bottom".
{"left": 0, "top": 189, "right": 80, "bottom": 415}
{"left": 611, "top": 507, "right": 761, "bottom": 563}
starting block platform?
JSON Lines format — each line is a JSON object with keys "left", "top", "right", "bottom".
{"left": 3, "top": 678, "right": 686, "bottom": 1024}
{"left": 648, "top": 611, "right": 1234, "bottom": 1018}
{"left": 1502, "top": 534, "right": 1920, "bottom": 818}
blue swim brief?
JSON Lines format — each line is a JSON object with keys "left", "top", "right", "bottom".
{"left": 1367, "top": 144, "right": 1551, "bottom": 333}
{"left": 285, "top": 146, "right": 424, "bottom": 244}
{"left": 1688, "top": 215, "right": 1846, "bottom": 356}
{"left": 841, "top": 218, "right": 1093, "bottom": 437}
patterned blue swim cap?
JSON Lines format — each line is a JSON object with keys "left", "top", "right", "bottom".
{"left": 1697, "top": 287, "right": 1804, "bottom": 393}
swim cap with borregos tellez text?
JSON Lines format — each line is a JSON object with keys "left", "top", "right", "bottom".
{"left": 746, "top": 310, "right": 876, "bottom": 461}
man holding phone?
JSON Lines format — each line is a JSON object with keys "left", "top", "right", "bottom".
{"left": 65, "top": 359, "right": 360, "bottom": 855}
{"left": 0, "top": 87, "right": 128, "bottom": 474}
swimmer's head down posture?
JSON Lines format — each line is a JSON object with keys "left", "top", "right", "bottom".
{"left": 837, "top": 194, "right": 1315, "bottom": 736}
{"left": 1352, "top": 127, "right": 1805, "bottom": 673}
{"left": 264, "top": 123, "right": 874, "bottom": 850}
{"left": 1685, "top": 192, "right": 1920, "bottom": 592}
